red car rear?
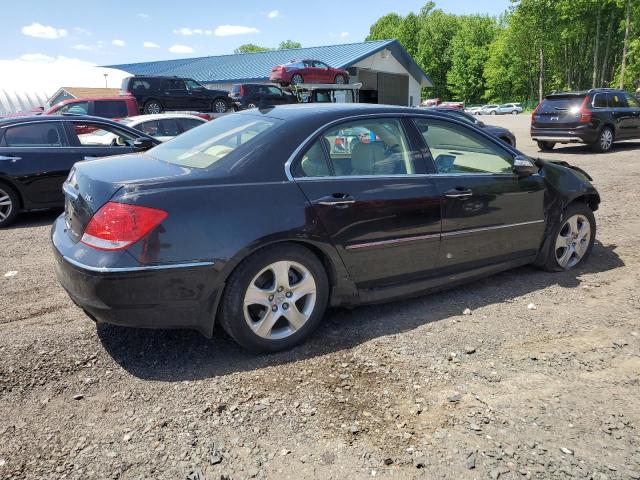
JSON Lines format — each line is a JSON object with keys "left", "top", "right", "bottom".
{"left": 269, "top": 59, "right": 349, "bottom": 86}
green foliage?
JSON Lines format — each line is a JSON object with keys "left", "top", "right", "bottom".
{"left": 367, "top": 0, "right": 638, "bottom": 103}
{"left": 234, "top": 44, "right": 271, "bottom": 54}
{"left": 279, "top": 40, "right": 302, "bottom": 50}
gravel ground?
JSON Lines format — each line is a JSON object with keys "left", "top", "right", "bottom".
{"left": 1, "top": 114, "right": 639, "bottom": 480}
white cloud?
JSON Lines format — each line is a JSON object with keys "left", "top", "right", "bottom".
{"left": 267, "top": 10, "right": 279, "bottom": 19}
{"left": 168, "top": 44, "right": 194, "bottom": 54}
{"left": 21, "top": 22, "right": 68, "bottom": 39}
{"left": 173, "top": 27, "right": 212, "bottom": 36}
{"left": 73, "top": 27, "right": 91, "bottom": 36}
{"left": 214, "top": 25, "right": 259, "bottom": 36}
{"left": 71, "top": 44, "right": 94, "bottom": 51}
{"left": 138, "top": 13, "right": 149, "bottom": 18}
{"left": 112, "top": 39, "right": 126, "bottom": 47}
{"left": 340, "top": 32, "right": 349, "bottom": 38}
{"left": 143, "top": 41, "right": 160, "bottom": 48}
{"left": 19, "top": 53, "right": 55, "bottom": 63}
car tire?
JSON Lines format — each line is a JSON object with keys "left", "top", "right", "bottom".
{"left": 212, "top": 99, "right": 229, "bottom": 114}
{"left": 490, "top": 110, "right": 496, "bottom": 115}
{"left": 247, "top": 103, "right": 257, "bottom": 109}
{"left": 334, "top": 74, "right": 346, "bottom": 84}
{"left": 218, "top": 243, "right": 329, "bottom": 353}
{"left": 291, "top": 74, "right": 304, "bottom": 85}
{"left": 0, "top": 182, "right": 20, "bottom": 228}
{"left": 144, "top": 100, "right": 163, "bottom": 115}
{"left": 537, "top": 202, "right": 596, "bottom": 272}
{"left": 591, "top": 126, "right": 614, "bottom": 153}
{"left": 537, "top": 141, "right": 556, "bottom": 151}
{"left": 511, "top": 110, "right": 518, "bottom": 115}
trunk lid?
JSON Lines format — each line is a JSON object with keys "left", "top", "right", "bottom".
{"left": 63, "top": 154, "right": 189, "bottom": 242}
{"left": 532, "top": 95, "right": 587, "bottom": 129}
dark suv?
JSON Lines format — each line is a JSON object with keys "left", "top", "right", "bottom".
{"left": 531, "top": 88, "right": 640, "bottom": 152}
{"left": 120, "top": 76, "right": 233, "bottom": 115}
{"left": 229, "top": 84, "right": 297, "bottom": 110}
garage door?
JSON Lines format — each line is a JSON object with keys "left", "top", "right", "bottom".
{"left": 377, "top": 73, "right": 409, "bottom": 106}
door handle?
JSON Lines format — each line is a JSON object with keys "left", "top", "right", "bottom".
{"left": 317, "top": 193, "right": 355, "bottom": 206}
{"left": 445, "top": 188, "right": 473, "bottom": 199}
{"left": 0, "top": 155, "right": 21, "bottom": 161}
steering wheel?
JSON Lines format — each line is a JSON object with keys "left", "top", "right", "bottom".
{"left": 384, "top": 144, "right": 401, "bottom": 156}
{"left": 109, "top": 138, "right": 118, "bottom": 146}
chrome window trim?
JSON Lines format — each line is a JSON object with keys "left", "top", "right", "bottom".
{"left": 63, "top": 256, "right": 214, "bottom": 273}
{"left": 345, "top": 220, "right": 544, "bottom": 251}
{"left": 284, "top": 112, "right": 520, "bottom": 181}
{"left": 294, "top": 172, "right": 518, "bottom": 182}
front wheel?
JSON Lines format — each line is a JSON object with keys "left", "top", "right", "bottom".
{"left": 291, "top": 74, "right": 304, "bottom": 85}
{"left": 212, "top": 99, "right": 229, "bottom": 114}
{"left": 490, "top": 110, "right": 496, "bottom": 115}
{"left": 591, "top": 126, "right": 614, "bottom": 153}
{"left": 537, "top": 141, "right": 556, "bottom": 151}
{"left": 538, "top": 202, "right": 596, "bottom": 272}
{"left": 218, "top": 244, "right": 329, "bottom": 353}
{"left": 334, "top": 74, "right": 346, "bottom": 84}
{"left": 511, "top": 110, "right": 518, "bottom": 115}
{"left": 0, "top": 183, "right": 19, "bottom": 228}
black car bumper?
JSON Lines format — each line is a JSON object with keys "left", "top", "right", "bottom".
{"left": 51, "top": 215, "right": 222, "bottom": 336}
{"left": 531, "top": 126, "right": 598, "bottom": 144}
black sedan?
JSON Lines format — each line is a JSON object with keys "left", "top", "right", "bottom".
{"left": 428, "top": 107, "right": 517, "bottom": 147}
{"left": 0, "top": 115, "right": 159, "bottom": 227}
{"left": 52, "top": 104, "right": 600, "bottom": 353}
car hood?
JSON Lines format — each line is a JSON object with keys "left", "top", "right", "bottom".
{"left": 482, "top": 124, "right": 513, "bottom": 138}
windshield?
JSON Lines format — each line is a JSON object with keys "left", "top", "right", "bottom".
{"left": 146, "top": 114, "right": 283, "bottom": 168}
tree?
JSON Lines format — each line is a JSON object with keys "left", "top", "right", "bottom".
{"left": 279, "top": 40, "right": 302, "bottom": 50}
{"left": 367, "top": 13, "right": 404, "bottom": 40}
{"left": 234, "top": 44, "right": 270, "bottom": 54}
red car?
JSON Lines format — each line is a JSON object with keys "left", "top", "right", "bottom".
{"left": 46, "top": 96, "right": 139, "bottom": 119}
{"left": 269, "top": 59, "right": 349, "bottom": 86}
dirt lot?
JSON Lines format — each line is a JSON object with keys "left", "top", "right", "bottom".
{"left": 1, "top": 114, "right": 639, "bottom": 480}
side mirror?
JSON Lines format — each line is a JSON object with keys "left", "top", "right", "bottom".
{"left": 133, "top": 138, "right": 154, "bottom": 151}
{"left": 513, "top": 155, "right": 538, "bottom": 177}
{"left": 477, "top": 120, "right": 486, "bottom": 127}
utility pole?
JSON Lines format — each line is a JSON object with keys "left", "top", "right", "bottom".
{"left": 620, "top": 0, "right": 630, "bottom": 90}
{"left": 103, "top": 73, "right": 108, "bottom": 88}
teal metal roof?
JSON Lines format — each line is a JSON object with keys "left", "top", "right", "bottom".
{"left": 106, "top": 40, "right": 433, "bottom": 88}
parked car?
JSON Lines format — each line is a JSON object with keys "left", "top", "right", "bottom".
{"left": 531, "top": 88, "right": 640, "bottom": 152}
{"left": 496, "top": 103, "right": 524, "bottom": 115}
{"left": 269, "top": 60, "right": 349, "bottom": 86}
{"left": 45, "top": 96, "right": 139, "bottom": 119}
{"left": 465, "top": 106, "right": 484, "bottom": 115}
{"left": 52, "top": 104, "right": 600, "bottom": 353}
{"left": 230, "top": 84, "right": 297, "bottom": 110}
{"left": 431, "top": 108, "right": 517, "bottom": 147}
{"left": 120, "top": 76, "right": 233, "bottom": 115}
{"left": 0, "top": 115, "right": 159, "bottom": 227}
{"left": 480, "top": 104, "right": 500, "bottom": 115}
{"left": 81, "top": 114, "right": 207, "bottom": 145}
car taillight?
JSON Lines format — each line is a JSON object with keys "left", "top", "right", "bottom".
{"left": 531, "top": 102, "right": 542, "bottom": 120}
{"left": 81, "top": 202, "right": 168, "bottom": 251}
{"left": 239, "top": 85, "right": 245, "bottom": 96}
{"left": 579, "top": 96, "right": 592, "bottom": 123}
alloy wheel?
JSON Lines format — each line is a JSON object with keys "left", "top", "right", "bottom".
{"left": 0, "top": 187, "right": 13, "bottom": 222}
{"left": 243, "top": 260, "right": 317, "bottom": 340}
{"left": 214, "top": 100, "right": 228, "bottom": 113}
{"left": 600, "top": 129, "right": 613, "bottom": 151}
{"left": 146, "top": 102, "right": 161, "bottom": 114}
{"left": 555, "top": 214, "right": 591, "bottom": 269}
{"left": 335, "top": 75, "right": 345, "bottom": 84}
{"left": 291, "top": 74, "right": 303, "bottom": 85}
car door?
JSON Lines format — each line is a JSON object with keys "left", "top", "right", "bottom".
{"left": 165, "top": 79, "right": 190, "bottom": 110}
{"left": 303, "top": 60, "right": 318, "bottom": 83}
{"left": 0, "top": 121, "right": 76, "bottom": 206}
{"left": 313, "top": 61, "right": 332, "bottom": 83}
{"left": 184, "top": 79, "right": 209, "bottom": 110}
{"left": 291, "top": 116, "right": 442, "bottom": 289}
{"left": 608, "top": 92, "right": 634, "bottom": 138}
{"left": 412, "top": 117, "right": 546, "bottom": 273}
{"left": 623, "top": 93, "right": 640, "bottom": 137}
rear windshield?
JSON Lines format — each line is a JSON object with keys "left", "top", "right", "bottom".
{"left": 146, "top": 114, "right": 283, "bottom": 168}
{"left": 539, "top": 96, "right": 585, "bottom": 113}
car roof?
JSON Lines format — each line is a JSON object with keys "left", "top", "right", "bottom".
{"left": 0, "top": 114, "right": 129, "bottom": 127}
{"left": 123, "top": 113, "right": 207, "bottom": 124}
{"left": 51, "top": 96, "right": 134, "bottom": 106}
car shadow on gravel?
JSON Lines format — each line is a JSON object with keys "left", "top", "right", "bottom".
{"left": 2, "top": 209, "right": 61, "bottom": 230}
{"left": 97, "top": 241, "right": 624, "bottom": 381}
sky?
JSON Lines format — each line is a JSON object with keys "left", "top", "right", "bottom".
{"left": 1, "top": 0, "right": 511, "bottom": 65}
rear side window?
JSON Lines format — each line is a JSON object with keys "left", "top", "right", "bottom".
{"left": 293, "top": 141, "right": 331, "bottom": 178}
{"left": 168, "top": 80, "right": 186, "bottom": 90}
{"left": 608, "top": 93, "right": 628, "bottom": 107}
{"left": 177, "top": 118, "right": 205, "bottom": 131}
{"left": 592, "top": 94, "right": 608, "bottom": 108}
{"left": 539, "top": 97, "right": 585, "bottom": 113}
{"left": 94, "top": 101, "right": 128, "bottom": 118}
{"left": 147, "top": 114, "right": 283, "bottom": 168}
{"left": 57, "top": 101, "right": 89, "bottom": 115}
{"left": 4, "top": 122, "right": 67, "bottom": 147}
{"left": 131, "top": 79, "right": 153, "bottom": 91}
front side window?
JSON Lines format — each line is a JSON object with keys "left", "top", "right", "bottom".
{"left": 71, "top": 122, "right": 139, "bottom": 147}
{"left": 625, "top": 93, "right": 640, "bottom": 108}
{"left": 294, "top": 118, "right": 416, "bottom": 177}
{"left": 4, "top": 122, "right": 66, "bottom": 147}
{"left": 169, "top": 80, "right": 186, "bottom": 90}
{"left": 414, "top": 118, "right": 513, "bottom": 175}
{"left": 313, "top": 61, "right": 328, "bottom": 69}
{"left": 146, "top": 114, "right": 283, "bottom": 168}
{"left": 177, "top": 118, "right": 205, "bottom": 131}
{"left": 94, "top": 101, "right": 128, "bottom": 118}
{"left": 58, "top": 101, "right": 89, "bottom": 115}
{"left": 608, "top": 93, "right": 627, "bottom": 108}
{"left": 267, "top": 86, "right": 283, "bottom": 96}
{"left": 185, "top": 80, "right": 204, "bottom": 91}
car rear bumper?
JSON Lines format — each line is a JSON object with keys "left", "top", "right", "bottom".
{"left": 531, "top": 126, "right": 598, "bottom": 144}
{"left": 51, "top": 215, "right": 222, "bottom": 336}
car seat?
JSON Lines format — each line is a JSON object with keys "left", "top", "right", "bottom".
{"left": 46, "top": 128, "right": 60, "bottom": 146}
{"left": 350, "top": 142, "right": 387, "bottom": 175}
